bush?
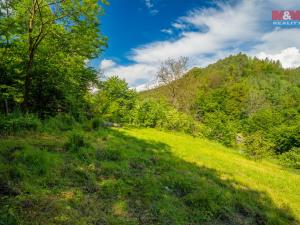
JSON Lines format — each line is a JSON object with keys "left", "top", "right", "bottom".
{"left": 129, "top": 98, "right": 167, "bottom": 127}
{"left": 129, "top": 98, "right": 201, "bottom": 135}
{"left": 65, "top": 132, "right": 89, "bottom": 152}
{"left": 91, "top": 117, "right": 104, "bottom": 130}
{"left": 271, "top": 124, "right": 300, "bottom": 153}
{"left": 0, "top": 113, "right": 41, "bottom": 135}
{"left": 77, "top": 146, "right": 96, "bottom": 163}
{"left": 42, "top": 114, "right": 77, "bottom": 132}
{"left": 91, "top": 76, "right": 137, "bottom": 123}
{"left": 244, "top": 108, "right": 282, "bottom": 133}
{"left": 279, "top": 148, "right": 300, "bottom": 169}
{"left": 202, "top": 111, "right": 237, "bottom": 147}
{"left": 0, "top": 144, "right": 61, "bottom": 186}
{"left": 162, "top": 108, "right": 198, "bottom": 134}
{"left": 244, "top": 131, "right": 274, "bottom": 160}
{"left": 12, "top": 145, "right": 60, "bottom": 177}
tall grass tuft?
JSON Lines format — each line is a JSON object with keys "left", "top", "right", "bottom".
{"left": 0, "top": 113, "right": 41, "bottom": 135}
{"left": 65, "top": 132, "right": 89, "bottom": 152}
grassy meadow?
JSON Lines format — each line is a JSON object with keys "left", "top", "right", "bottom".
{"left": 124, "top": 128, "right": 300, "bottom": 222}
{"left": 1, "top": 125, "right": 299, "bottom": 225}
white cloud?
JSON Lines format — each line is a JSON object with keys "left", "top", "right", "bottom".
{"left": 172, "top": 22, "right": 186, "bottom": 29}
{"left": 102, "top": 63, "right": 157, "bottom": 87}
{"left": 257, "top": 47, "right": 300, "bottom": 68}
{"left": 252, "top": 28, "right": 300, "bottom": 54}
{"left": 101, "top": 0, "right": 300, "bottom": 89}
{"left": 131, "top": 0, "right": 263, "bottom": 64}
{"left": 144, "top": 0, "right": 158, "bottom": 15}
{"left": 100, "top": 59, "right": 116, "bottom": 71}
{"left": 161, "top": 28, "right": 173, "bottom": 35}
{"left": 145, "top": 0, "right": 153, "bottom": 9}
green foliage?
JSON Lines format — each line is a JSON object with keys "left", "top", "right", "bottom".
{"left": 162, "top": 108, "right": 197, "bottom": 134}
{"left": 91, "top": 77, "right": 137, "bottom": 123}
{"left": 0, "top": 0, "right": 106, "bottom": 116}
{"left": 0, "top": 113, "right": 41, "bottom": 135}
{"left": 91, "top": 117, "right": 104, "bottom": 130}
{"left": 244, "top": 131, "right": 275, "bottom": 160}
{"left": 130, "top": 98, "right": 166, "bottom": 127}
{"left": 244, "top": 108, "right": 282, "bottom": 133}
{"left": 279, "top": 148, "right": 300, "bottom": 169}
{"left": 202, "top": 111, "right": 238, "bottom": 146}
{"left": 129, "top": 98, "right": 199, "bottom": 135}
{"left": 271, "top": 124, "right": 300, "bottom": 153}
{"left": 42, "top": 114, "right": 77, "bottom": 132}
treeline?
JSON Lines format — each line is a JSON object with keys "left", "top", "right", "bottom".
{"left": 88, "top": 76, "right": 198, "bottom": 133}
{"left": 0, "top": 71, "right": 199, "bottom": 135}
{"left": 142, "top": 54, "right": 300, "bottom": 168}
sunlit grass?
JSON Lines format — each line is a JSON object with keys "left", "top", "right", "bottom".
{"left": 123, "top": 128, "right": 300, "bottom": 221}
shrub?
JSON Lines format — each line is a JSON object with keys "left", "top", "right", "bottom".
{"left": 130, "top": 98, "right": 167, "bottom": 128}
{"left": 244, "top": 131, "right": 274, "bottom": 160}
{"left": 202, "top": 111, "right": 237, "bottom": 147}
{"left": 129, "top": 98, "right": 202, "bottom": 135}
{"left": 42, "top": 114, "right": 76, "bottom": 132}
{"left": 0, "top": 113, "right": 41, "bottom": 135}
{"left": 65, "top": 132, "right": 89, "bottom": 152}
{"left": 162, "top": 109, "right": 198, "bottom": 134}
{"left": 91, "top": 76, "right": 137, "bottom": 123}
{"left": 91, "top": 117, "right": 104, "bottom": 130}
{"left": 12, "top": 145, "right": 60, "bottom": 177}
{"left": 244, "top": 108, "right": 282, "bottom": 133}
{"left": 279, "top": 148, "right": 300, "bottom": 169}
{"left": 271, "top": 124, "right": 300, "bottom": 153}
{"left": 0, "top": 144, "right": 61, "bottom": 188}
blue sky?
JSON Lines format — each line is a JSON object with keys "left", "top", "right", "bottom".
{"left": 90, "top": 0, "right": 214, "bottom": 67}
{"left": 91, "top": 0, "right": 300, "bottom": 90}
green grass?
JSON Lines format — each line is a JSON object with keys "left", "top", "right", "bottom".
{"left": 0, "top": 127, "right": 299, "bottom": 225}
{"left": 123, "top": 128, "right": 300, "bottom": 220}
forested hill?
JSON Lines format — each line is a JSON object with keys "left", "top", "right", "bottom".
{"left": 141, "top": 54, "right": 300, "bottom": 115}
{"left": 141, "top": 54, "right": 300, "bottom": 157}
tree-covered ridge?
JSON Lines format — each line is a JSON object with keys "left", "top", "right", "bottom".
{"left": 142, "top": 54, "right": 300, "bottom": 161}
{"left": 142, "top": 54, "right": 299, "bottom": 114}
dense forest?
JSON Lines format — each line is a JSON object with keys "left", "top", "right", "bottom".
{"left": 0, "top": 1, "right": 300, "bottom": 225}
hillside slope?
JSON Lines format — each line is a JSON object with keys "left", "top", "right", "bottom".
{"left": 140, "top": 54, "right": 300, "bottom": 152}
{"left": 141, "top": 54, "right": 300, "bottom": 113}
{"left": 1, "top": 126, "right": 299, "bottom": 225}
{"left": 124, "top": 128, "right": 300, "bottom": 222}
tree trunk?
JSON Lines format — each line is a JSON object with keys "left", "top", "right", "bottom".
{"left": 22, "top": 51, "right": 35, "bottom": 112}
{"left": 4, "top": 99, "right": 9, "bottom": 115}
{"left": 22, "top": 2, "right": 36, "bottom": 112}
